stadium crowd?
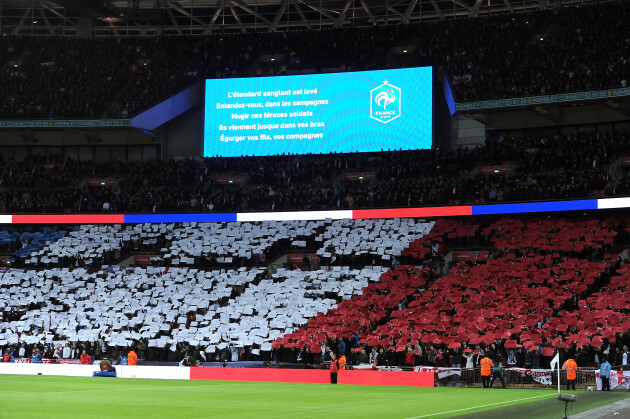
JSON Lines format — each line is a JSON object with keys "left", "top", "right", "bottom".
{"left": 4, "top": 336, "right": 629, "bottom": 372}
{"left": 266, "top": 215, "right": 630, "bottom": 373}
{"left": 1, "top": 1, "right": 629, "bottom": 119}
{"left": 2, "top": 0, "right": 630, "bottom": 390}
{"left": 2, "top": 213, "right": 630, "bottom": 375}
{"left": 0, "top": 130, "right": 627, "bottom": 214}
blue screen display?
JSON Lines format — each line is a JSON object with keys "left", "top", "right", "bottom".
{"left": 203, "top": 67, "right": 432, "bottom": 157}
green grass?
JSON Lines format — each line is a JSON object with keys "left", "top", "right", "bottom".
{"left": 455, "top": 390, "right": 629, "bottom": 419}
{"left": 0, "top": 375, "right": 627, "bottom": 418}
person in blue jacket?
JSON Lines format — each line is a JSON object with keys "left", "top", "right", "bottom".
{"left": 31, "top": 349, "right": 42, "bottom": 364}
{"left": 337, "top": 339, "right": 346, "bottom": 356}
{"left": 600, "top": 356, "right": 612, "bottom": 391}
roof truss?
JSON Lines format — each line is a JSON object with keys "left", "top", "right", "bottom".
{"left": 0, "top": 0, "right": 615, "bottom": 35}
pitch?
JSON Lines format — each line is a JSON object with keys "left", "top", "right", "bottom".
{"left": 0, "top": 375, "right": 627, "bottom": 418}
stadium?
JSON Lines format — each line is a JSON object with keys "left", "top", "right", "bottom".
{"left": 1, "top": 0, "right": 630, "bottom": 417}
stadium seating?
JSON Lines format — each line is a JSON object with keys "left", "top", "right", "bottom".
{"left": 273, "top": 215, "right": 630, "bottom": 365}
{"left": 315, "top": 218, "right": 435, "bottom": 263}
{"left": 25, "top": 225, "right": 124, "bottom": 265}
{"left": 3, "top": 0, "right": 630, "bottom": 371}
{"left": 0, "top": 131, "right": 627, "bottom": 214}
{"left": 276, "top": 265, "right": 431, "bottom": 350}
{"left": 0, "top": 264, "right": 388, "bottom": 352}
{"left": 166, "top": 219, "right": 326, "bottom": 264}
{"left": 1, "top": 1, "right": 629, "bottom": 119}
{"left": 2, "top": 212, "right": 630, "bottom": 366}
{"left": 0, "top": 218, "right": 426, "bottom": 356}
{"left": 21, "top": 218, "right": 438, "bottom": 270}
{"left": 484, "top": 218, "right": 617, "bottom": 252}
{"left": 12, "top": 227, "right": 69, "bottom": 259}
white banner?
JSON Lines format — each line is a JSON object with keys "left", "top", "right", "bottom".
{"left": 506, "top": 368, "right": 553, "bottom": 385}
{"left": 596, "top": 370, "right": 630, "bottom": 390}
{"left": 414, "top": 366, "right": 462, "bottom": 379}
{"left": 353, "top": 364, "right": 402, "bottom": 371}
{"left": 413, "top": 366, "right": 554, "bottom": 384}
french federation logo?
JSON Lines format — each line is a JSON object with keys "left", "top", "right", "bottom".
{"left": 370, "top": 79, "right": 401, "bottom": 124}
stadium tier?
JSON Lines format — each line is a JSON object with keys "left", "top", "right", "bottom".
{"left": 1, "top": 218, "right": 432, "bottom": 360}
{"left": 272, "top": 215, "right": 630, "bottom": 367}
{"left": 0, "top": 130, "right": 628, "bottom": 214}
{"left": 1, "top": 1, "right": 629, "bottom": 119}
{"left": 2, "top": 214, "right": 630, "bottom": 372}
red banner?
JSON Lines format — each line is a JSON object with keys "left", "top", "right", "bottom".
{"left": 190, "top": 367, "right": 433, "bottom": 387}
{"left": 134, "top": 255, "right": 153, "bottom": 265}
{"left": 12, "top": 358, "right": 78, "bottom": 364}
{"left": 57, "top": 359, "right": 82, "bottom": 364}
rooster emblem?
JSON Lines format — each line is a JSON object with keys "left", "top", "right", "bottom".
{"left": 375, "top": 88, "right": 396, "bottom": 110}
{"left": 370, "top": 79, "right": 401, "bottom": 123}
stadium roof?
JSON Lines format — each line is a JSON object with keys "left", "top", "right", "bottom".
{"left": 0, "top": 0, "right": 614, "bottom": 36}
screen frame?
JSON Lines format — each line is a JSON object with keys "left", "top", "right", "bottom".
{"left": 201, "top": 66, "right": 434, "bottom": 158}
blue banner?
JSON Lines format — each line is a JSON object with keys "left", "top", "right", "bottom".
{"left": 124, "top": 213, "right": 237, "bottom": 223}
{"left": 472, "top": 199, "right": 598, "bottom": 215}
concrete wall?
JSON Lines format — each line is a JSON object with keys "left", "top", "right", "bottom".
{"left": 0, "top": 128, "right": 152, "bottom": 146}
{"left": 162, "top": 107, "right": 204, "bottom": 159}
{"left": 443, "top": 114, "right": 486, "bottom": 149}
{"left": 0, "top": 128, "right": 159, "bottom": 162}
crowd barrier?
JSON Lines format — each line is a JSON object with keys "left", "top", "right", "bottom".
{"left": 417, "top": 366, "right": 604, "bottom": 389}
{"left": 0, "top": 362, "right": 101, "bottom": 377}
{"left": 0, "top": 362, "right": 188, "bottom": 380}
{"left": 190, "top": 366, "right": 433, "bottom": 386}
{"left": 0, "top": 363, "right": 432, "bottom": 387}
{"left": 0, "top": 362, "right": 616, "bottom": 389}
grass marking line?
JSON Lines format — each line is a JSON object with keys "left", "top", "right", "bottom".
{"left": 404, "top": 393, "right": 555, "bottom": 418}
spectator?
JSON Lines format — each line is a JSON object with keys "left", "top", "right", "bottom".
{"left": 405, "top": 347, "right": 415, "bottom": 367}
{"left": 507, "top": 349, "right": 517, "bottom": 368}
{"left": 337, "top": 339, "right": 346, "bottom": 357}
{"left": 369, "top": 347, "right": 378, "bottom": 365}
{"left": 600, "top": 356, "right": 612, "bottom": 391}
{"left": 80, "top": 350, "right": 92, "bottom": 365}
{"left": 31, "top": 349, "right": 42, "bottom": 364}
{"left": 489, "top": 356, "right": 506, "bottom": 389}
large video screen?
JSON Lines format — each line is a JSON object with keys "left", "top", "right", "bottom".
{"left": 203, "top": 67, "right": 432, "bottom": 157}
